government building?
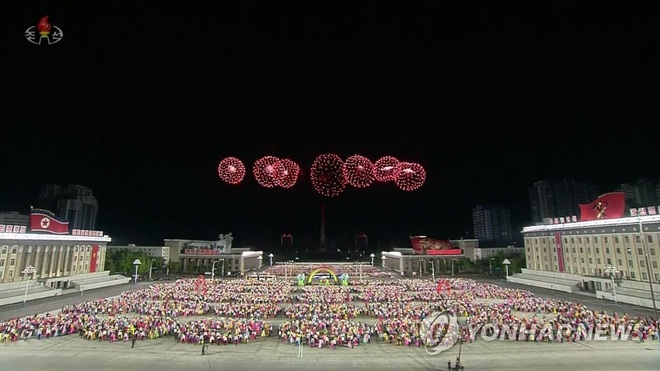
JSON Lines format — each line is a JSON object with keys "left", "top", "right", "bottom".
{"left": 0, "top": 229, "right": 110, "bottom": 286}
{"left": 513, "top": 192, "right": 660, "bottom": 310}
{"left": 0, "top": 208, "right": 123, "bottom": 294}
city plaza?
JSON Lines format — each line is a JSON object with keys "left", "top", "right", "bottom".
{"left": 0, "top": 263, "right": 658, "bottom": 371}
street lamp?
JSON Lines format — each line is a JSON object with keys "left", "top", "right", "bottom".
{"left": 268, "top": 253, "right": 274, "bottom": 267}
{"left": 211, "top": 260, "right": 217, "bottom": 281}
{"left": 359, "top": 261, "right": 363, "bottom": 280}
{"left": 370, "top": 253, "right": 375, "bottom": 266}
{"left": 258, "top": 255, "right": 263, "bottom": 269}
{"left": 489, "top": 257, "right": 495, "bottom": 276}
{"left": 503, "top": 258, "right": 511, "bottom": 279}
{"left": 451, "top": 258, "right": 456, "bottom": 276}
{"left": 21, "top": 265, "right": 35, "bottom": 308}
{"left": 430, "top": 260, "right": 435, "bottom": 281}
{"left": 606, "top": 264, "right": 618, "bottom": 305}
{"left": 637, "top": 216, "right": 658, "bottom": 319}
{"left": 133, "top": 259, "right": 142, "bottom": 284}
{"left": 381, "top": 255, "right": 387, "bottom": 268}
{"left": 220, "top": 258, "right": 225, "bottom": 277}
{"left": 149, "top": 259, "right": 154, "bottom": 281}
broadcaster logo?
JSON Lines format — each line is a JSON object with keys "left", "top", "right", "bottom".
{"left": 421, "top": 310, "right": 460, "bottom": 355}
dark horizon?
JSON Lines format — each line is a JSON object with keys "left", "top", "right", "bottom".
{"left": 2, "top": 1, "right": 658, "bottom": 247}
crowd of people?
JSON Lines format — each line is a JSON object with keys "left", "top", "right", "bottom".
{"left": 0, "top": 272, "right": 657, "bottom": 350}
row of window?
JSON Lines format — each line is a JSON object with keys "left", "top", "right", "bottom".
{"left": 532, "top": 261, "right": 660, "bottom": 281}
{"left": 0, "top": 245, "right": 94, "bottom": 255}
{"left": 527, "top": 234, "right": 654, "bottom": 246}
{"left": 0, "top": 263, "right": 90, "bottom": 280}
{"left": 0, "top": 250, "right": 94, "bottom": 268}
{"left": 529, "top": 246, "right": 657, "bottom": 256}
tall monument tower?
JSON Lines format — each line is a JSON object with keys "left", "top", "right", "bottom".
{"left": 320, "top": 203, "right": 326, "bottom": 247}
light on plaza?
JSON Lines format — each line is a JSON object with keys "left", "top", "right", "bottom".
{"left": 268, "top": 253, "right": 274, "bottom": 267}
{"left": 133, "top": 259, "right": 142, "bottom": 284}
{"left": 22, "top": 265, "right": 36, "bottom": 308}
{"left": 370, "top": 253, "right": 375, "bottom": 266}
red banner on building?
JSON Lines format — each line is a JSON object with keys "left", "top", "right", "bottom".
{"left": 184, "top": 249, "right": 221, "bottom": 255}
{"left": 29, "top": 209, "right": 69, "bottom": 234}
{"left": 90, "top": 245, "right": 99, "bottom": 272}
{"left": 410, "top": 236, "right": 462, "bottom": 255}
{"left": 578, "top": 192, "right": 625, "bottom": 221}
{"left": 554, "top": 232, "right": 564, "bottom": 272}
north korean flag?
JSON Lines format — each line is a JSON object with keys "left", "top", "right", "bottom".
{"left": 30, "top": 209, "right": 69, "bottom": 234}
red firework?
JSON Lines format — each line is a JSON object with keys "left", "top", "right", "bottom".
{"left": 253, "top": 156, "right": 285, "bottom": 188}
{"left": 373, "top": 156, "right": 401, "bottom": 182}
{"left": 217, "top": 157, "right": 246, "bottom": 185}
{"left": 342, "top": 154, "right": 375, "bottom": 188}
{"left": 395, "top": 162, "right": 426, "bottom": 191}
{"left": 276, "top": 158, "right": 301, "bottom": 189}
{"left": 310, "top": 153, "right": 346, "bottom": 197}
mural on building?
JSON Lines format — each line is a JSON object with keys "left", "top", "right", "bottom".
{"left": 578, "top": 192, "right": 625, "bottom": 221}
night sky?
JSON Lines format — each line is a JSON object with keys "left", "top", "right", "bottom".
{"left": 2, "top": 2, "right": 658, "bottom": 248}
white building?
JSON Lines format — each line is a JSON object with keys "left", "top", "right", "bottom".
{"left": 0, "top": 230, "right": 111, "bottom": 285}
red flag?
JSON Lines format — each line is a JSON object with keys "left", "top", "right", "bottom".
{"left": 578, "top": 192, "right": 625, "bottom": 221}
{"left": 90, "top": 245, "right": 99, "bottom": 272}
{"left": 30, "top": 209, "right": 69, "bottom": 234}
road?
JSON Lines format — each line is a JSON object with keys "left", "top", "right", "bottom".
{"left": 0, "top": 282, "right": 152, "bottom": 321}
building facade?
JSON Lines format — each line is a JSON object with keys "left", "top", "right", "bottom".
{"left": 0, "top": 231, "right": 111, "bottom": 284}
{"left": 523, "top": 214, "right": 660, "bottom": 283}
{"left": 163, "top": 238, "right": 261, "bottom": 276}
{"left": 382, "top": 239, "right": 478, "bottom": 276}
{"left": 36, "top": 184, "right": 99, "bottom": 230}
{"left": 470, "top": 246, "right": 524, "bottom": 261}
{"left": 529, "top": 179, "right": 599, "bottom": 225}
{"left": 0, "top": 211, "right": 29, "bottom": 226}
{"left": 472, "top": 205, "right": 513, "bottom": 243}
{"left": 620, "top": 178, "right": 660, "bottom": 209}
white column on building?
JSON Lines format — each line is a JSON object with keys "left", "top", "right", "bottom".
{"left": 33, "top": 246, "right": 42, "bottom": 279}
{"left": 64, "top": 246, "right": 71, "bottom": 275}
{"left": 40, "top": 247, "right": 49, "bottom": 277}
{"left": 56, "top": 246, "right": 64, "bottom": 276}
{"left": 48, "top": 246, "right": 57, "bottom": 277}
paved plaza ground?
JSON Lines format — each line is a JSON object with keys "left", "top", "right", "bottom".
{"left": 1, "top": 277, "right": 659, "bottom": 371}
{"left": 1, "top": 327, "right": 657, "bottom": 371}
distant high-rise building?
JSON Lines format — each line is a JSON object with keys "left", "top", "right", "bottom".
{"left": 36, "top": 184, "right": 99, "bottom": 230}
{"left": 472, "top": 205, "right": 512, "bottom": 243}
{"left": 529, "top": 179, "right": 599, "bottom": 224}
{"left": 619, "top": 178, "right": 659, "bottom": 209}
{"left": 0, "top": 211, "right": 29, "bottom": 226}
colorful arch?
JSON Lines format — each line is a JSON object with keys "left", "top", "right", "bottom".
{"left": 307, "top": 267, "right": 339, "bottom": 284}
